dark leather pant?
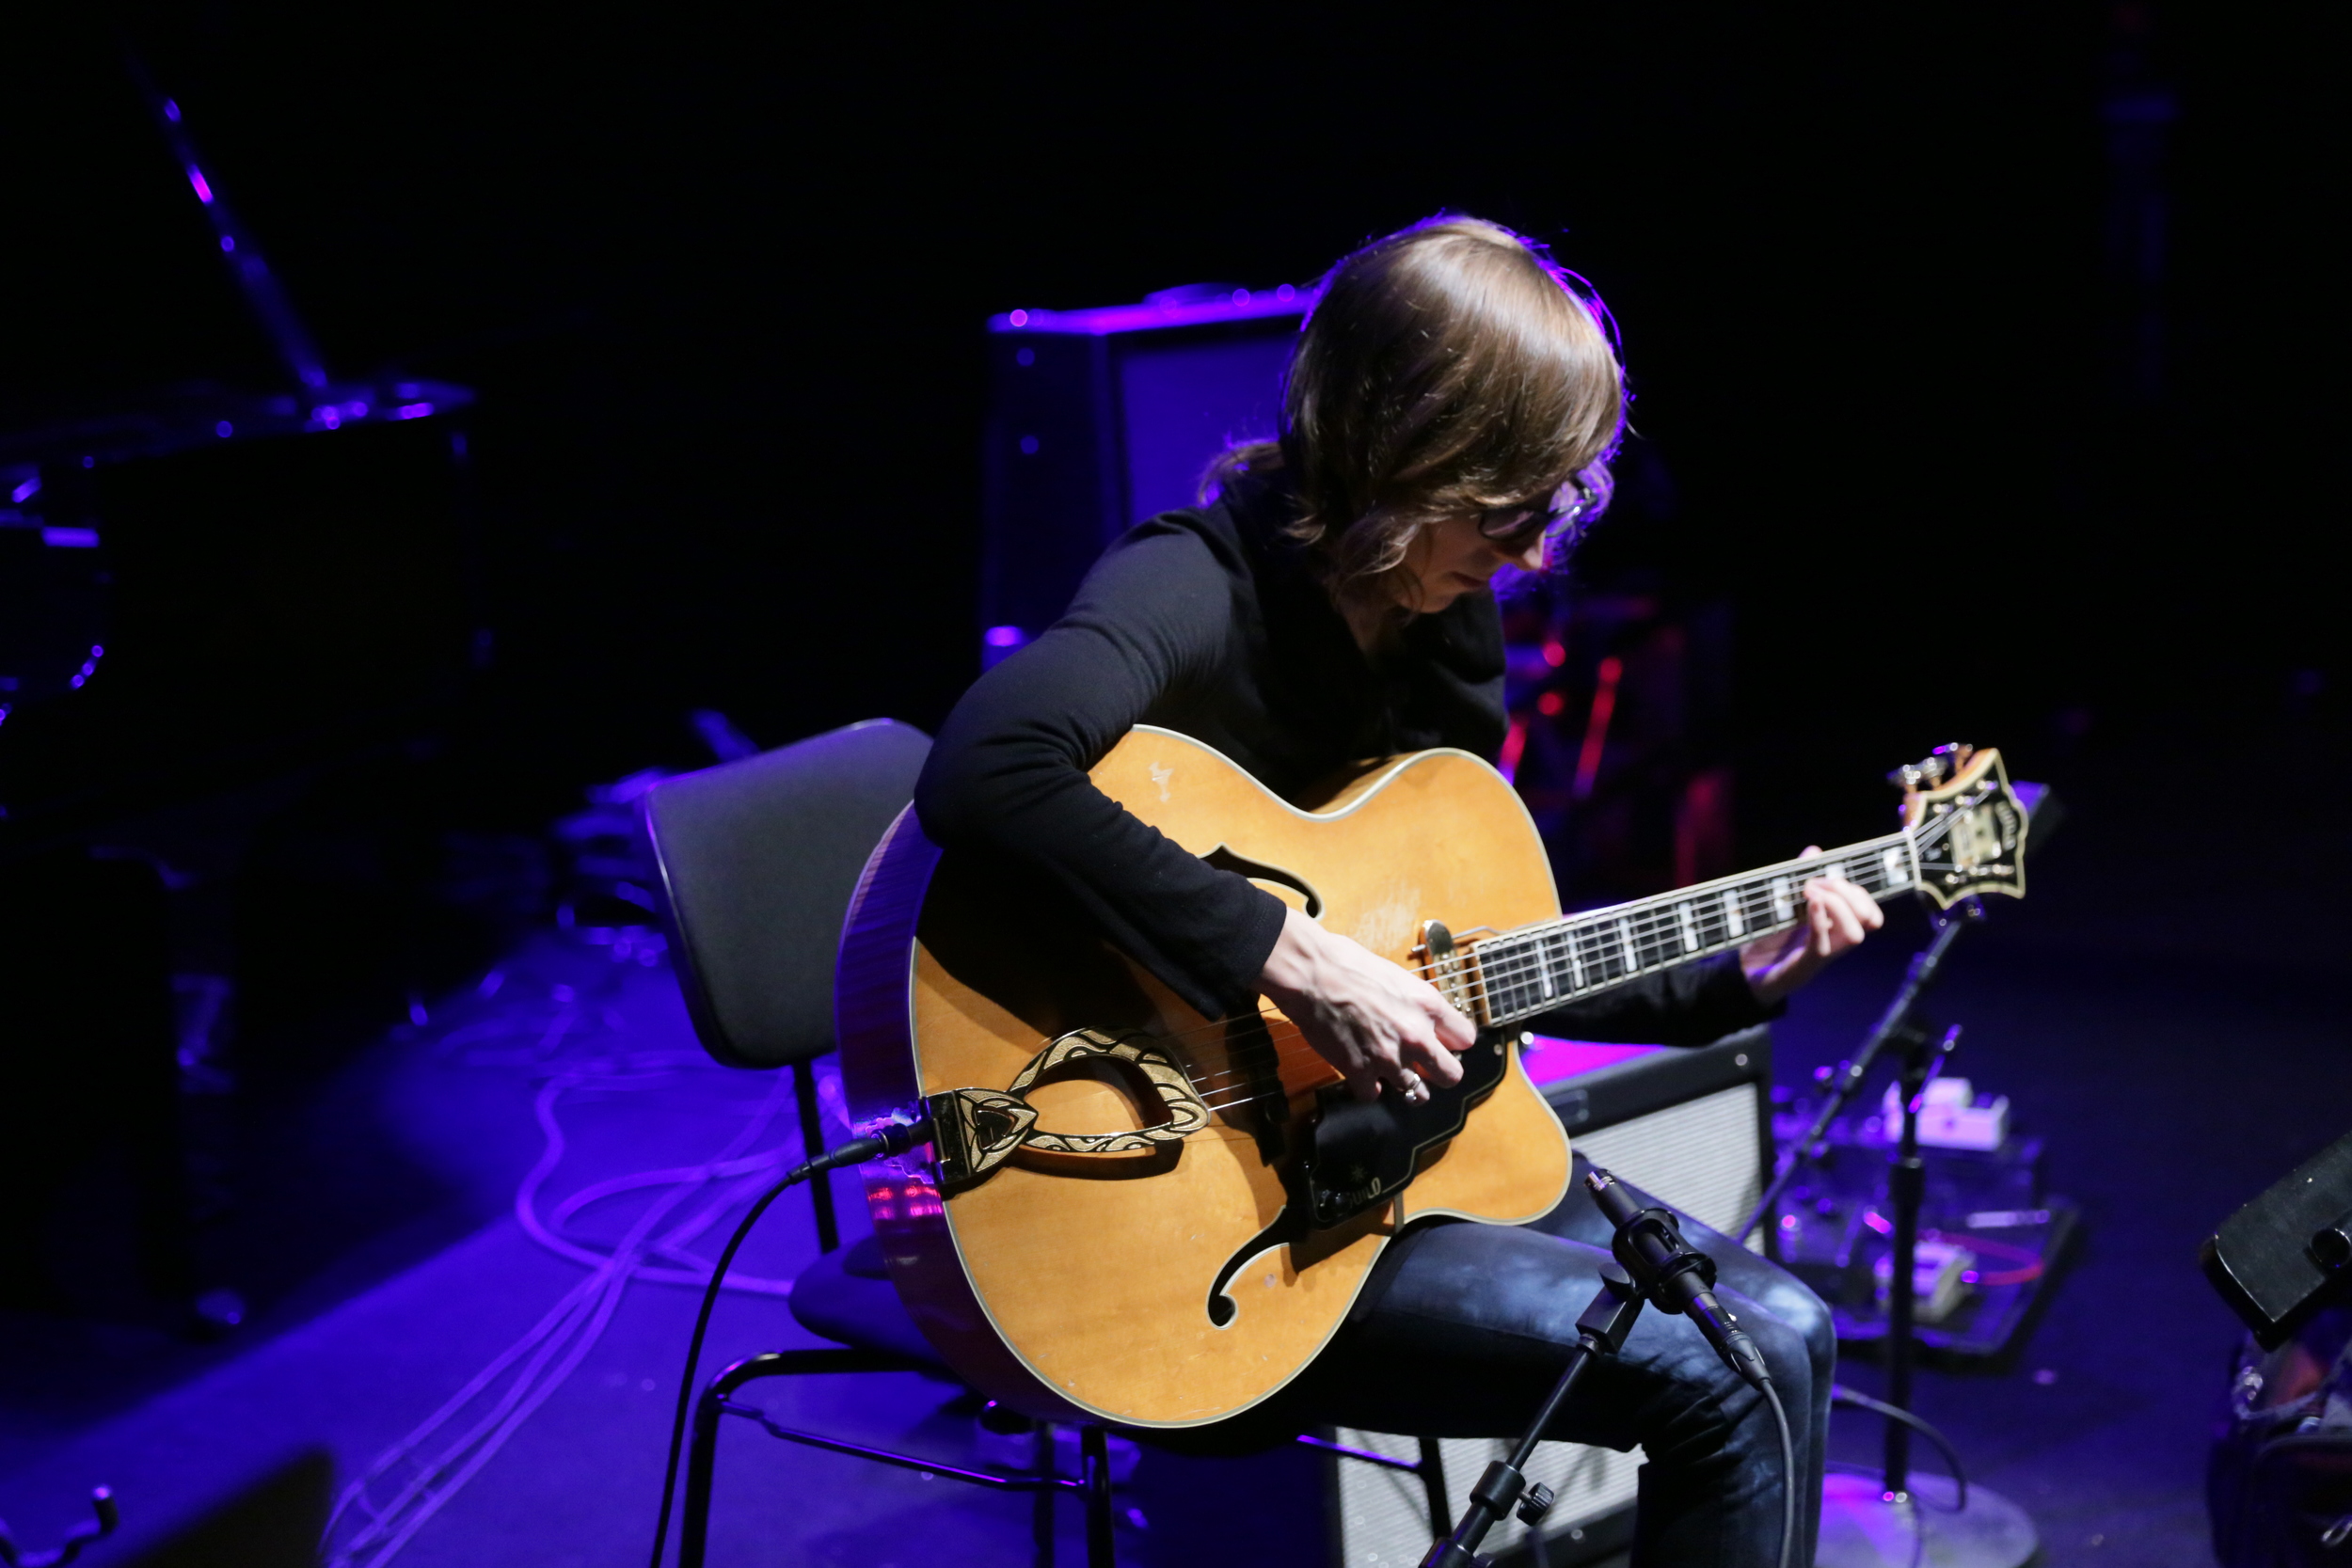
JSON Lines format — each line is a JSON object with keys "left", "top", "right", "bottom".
{"left": 1290, "top": 1157, "right": 1833, "bottom": 1567}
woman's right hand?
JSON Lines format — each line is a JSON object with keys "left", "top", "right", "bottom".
{"left": 1255, "top": 905, "right": 1475, "bottom": 1103}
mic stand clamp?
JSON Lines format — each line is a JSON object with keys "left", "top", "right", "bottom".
{"left": 1420, "top": 1267, "right": 1646, "bottom": 1568}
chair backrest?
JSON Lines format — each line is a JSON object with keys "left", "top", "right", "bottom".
{"left": 640, "top": 718, "right": 930, "bottom": 1069}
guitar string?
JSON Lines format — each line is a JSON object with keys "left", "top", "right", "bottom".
{"left": 1006, "top": 808, "right": 1980, "bottom": 1111}
{"left": 1136, "top": 827, "right": 1954, "bottom": 1103}
{"left": 1470, "top": 808, "right": 1952, "bottom": 968}
{"left": 1459, "top": 808, "right": 1975, "bottom": 1005}
{"left": 1158, "top": 879, "right": 1858, "bottom": 1109}
{"left": 1391, "top": 831, "right": 1919, "bottom": 1006}
{"left": 1465, "top": 847, "right": 1909, "bottom": 1007}
{"left": 1468, "top": 818, "right": 1985, "bottom": 1008}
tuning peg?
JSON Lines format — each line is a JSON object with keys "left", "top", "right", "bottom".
{"left": 1886, "top": 743, "right": 1972, "bottom": 791}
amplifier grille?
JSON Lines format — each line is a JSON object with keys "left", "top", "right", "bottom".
{"left": 1573, "top": 1083, "right": 1765, "bottom": 1244}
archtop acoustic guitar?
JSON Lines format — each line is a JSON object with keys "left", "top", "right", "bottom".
{"left": 836, "top": 730, "right": 2026, "bottom": 1427}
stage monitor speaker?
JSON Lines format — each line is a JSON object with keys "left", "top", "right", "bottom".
{"left": 1326, "top": 1027, "right": 1774, "bottom": 1568}
{"left": 978, "top": 288, "right": 1306, "bottom": 659}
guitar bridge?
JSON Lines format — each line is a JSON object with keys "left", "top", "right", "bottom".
{"left": 1414, "top": 920, "right": 1489, "bottom": 1025}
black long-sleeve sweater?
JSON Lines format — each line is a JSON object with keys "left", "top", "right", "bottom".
{"left": 914, "top": 467, "right": 1772, "bottom": 1046}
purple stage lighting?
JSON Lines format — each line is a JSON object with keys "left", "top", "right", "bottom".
{"left": 986, "top": 285, "right": 1306, "bottom": 338}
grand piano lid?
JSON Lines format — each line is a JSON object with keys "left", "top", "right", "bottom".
{"left": 0, "top": 376, "right": 477, "bottom": 470}
{"left": 0, "top": 52, "right": 474, "bottom": 471}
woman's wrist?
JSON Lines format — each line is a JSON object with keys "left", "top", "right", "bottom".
{"left": 1256, "top": 904, "right": 1324, "bottom": 1000}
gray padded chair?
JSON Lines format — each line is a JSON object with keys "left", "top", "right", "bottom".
{"left": 643, "top": 716, "right": 931, "bottom": 1256}
{"left": 642, "top": 718, "right": 1121, "bottom": 1567}
{"left": 640, "top": 717, "right": 1447, "bottom": 1567}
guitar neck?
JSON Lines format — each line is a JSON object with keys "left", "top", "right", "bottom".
{"left": 1467, "top": 831, "right": 1917, "bottom": 1027}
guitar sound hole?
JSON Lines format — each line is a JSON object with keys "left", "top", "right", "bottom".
{"left": 1201, "top": 846, "right": 1324, "bottom": 918}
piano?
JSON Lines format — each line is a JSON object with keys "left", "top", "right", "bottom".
{"left": 0, "top": 54, "right": 485, "bottom": 1327}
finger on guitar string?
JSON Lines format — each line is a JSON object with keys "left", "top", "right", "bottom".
{"left": 1798, "top": 844, "right": 1882, "bottom": 957}
{"left": 1256, "top": 906, "right": 1472, "bottom": 1103}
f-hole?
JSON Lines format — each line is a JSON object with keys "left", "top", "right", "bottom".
{"left": 1202, "top": 846, "right": 1324, "bottom": 918}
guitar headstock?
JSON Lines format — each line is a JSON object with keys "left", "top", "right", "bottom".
{"left": 1891, "top": 744, "right": 2028, "bottom": 907}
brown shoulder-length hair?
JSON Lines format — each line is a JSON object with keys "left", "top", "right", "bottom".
{"left": 1207, "top": 216, "right": 1627, "bottom": 612}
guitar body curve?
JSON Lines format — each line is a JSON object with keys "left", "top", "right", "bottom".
{"left": 836, "top": 727, "right": 1573, "bottom": 1428}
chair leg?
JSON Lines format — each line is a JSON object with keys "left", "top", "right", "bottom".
{"left": 793, "top": 1059, "right": 840, "bottom": 1254}
{"left": 1081, "top": 1425, "right": 1114, "bottom": 1568}
{"left": 1031, "top": 1425, "right": 1056, "bottom": 1568}
{"left": 1416, "top": 1435, "right": 1452, "bottom": 1540}
{"left": 679, "top": 1382, "right": 730, "bottom": 1568}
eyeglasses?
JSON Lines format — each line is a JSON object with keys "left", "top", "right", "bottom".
{"left": 1476, "top": 481, "right": 1597, "bottom": 556}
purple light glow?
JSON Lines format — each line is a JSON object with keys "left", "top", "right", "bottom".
{"left": 187, "top": 166, "right": 214, "bottom": 204}
{"left": 391, "top": 403, "right": 436, "bottom": 420}
{"left": 313, "top": 407, "right": 342, "bottom": 430}
{"left": 1018, "top": 436, "right": 1039, "bottom": 454}
{"left": 984, "top": 626, "right": 1027, "bottom": 648}
{"left": 163, "top": 99, "right": 182, "bottom": 122}
{"left": 1518, "top": 1037, "right": 1663, "bottom": 1087}
{"left": 215, "top": 420, "right": 233, "bottom": 438}
{"left": 8, "top": 476, "right": 38, "bottom": 504}
{"left": 220, "top": 235, "right": 235, "bottom": 253}
{"left": 41, "top": 527, "right": 100, "bottom": 548}
{"left": 989, "top": 289, "right": 1308, "bottom": 337}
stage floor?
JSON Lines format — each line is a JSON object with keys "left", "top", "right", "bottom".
{"left": 3, "top": 714, "right": 2344, "bottom": 1565}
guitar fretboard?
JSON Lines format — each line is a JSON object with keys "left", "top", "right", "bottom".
{"left": 1468, "top": 832, "right": 1916, "bottom": 1026}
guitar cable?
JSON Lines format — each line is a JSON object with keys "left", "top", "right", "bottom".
{"left": 1760, "top": 1378, "right": 1797, "bottom": 1568}
{"left": 646, "top": 1116, "right": 932, "bottom": 1568}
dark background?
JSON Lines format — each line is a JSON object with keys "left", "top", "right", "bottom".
{"left": 2, "top": 10, "right": 2348, "bottom": 1560}
{"left": 6, "top": 4, "right": 2340, "bottom": 858}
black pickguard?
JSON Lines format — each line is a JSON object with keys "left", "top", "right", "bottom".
{"left": 1202, "top": 1030, "right": 1514, "bottom": 1326}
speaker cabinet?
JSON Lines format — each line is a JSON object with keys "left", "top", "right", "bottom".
{"left": 978, "top": 290, "right": 1305, "bottom": 657}
{"left": 1327, "top": 1027, "right": 1773, "bottom": 1567}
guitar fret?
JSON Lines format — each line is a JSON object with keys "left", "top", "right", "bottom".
{"left": 1470, "top": 830, "right": 1922, "bottom": 1027}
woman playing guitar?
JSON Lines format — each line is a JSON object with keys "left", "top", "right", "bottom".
{"left": 916, "top": 215, "right": 1882, "bottom": 1566}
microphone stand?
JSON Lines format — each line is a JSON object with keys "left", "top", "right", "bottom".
{"left": 1735, "top": 897, "right": 1981, "bottom": 1250}
{"left": 1801, "top": 902, "right": 2039, "bottom": 1568}
{"left": 1419, "top": 1268, "right": 1645, "bottom": 1568}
